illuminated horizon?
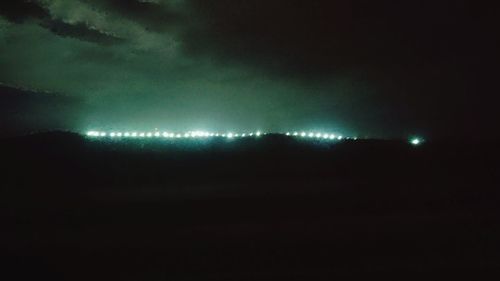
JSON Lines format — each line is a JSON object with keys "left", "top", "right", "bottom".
{"left": 85, "top": 130, "right": 349, "bottom": 140}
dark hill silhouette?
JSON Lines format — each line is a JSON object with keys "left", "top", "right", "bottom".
{"left": 1, "top": 132, "right": 500, "bottom": 280}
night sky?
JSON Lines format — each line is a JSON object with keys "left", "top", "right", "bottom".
{"left": 1, "top": 1, "right": 498, "bottom": 139}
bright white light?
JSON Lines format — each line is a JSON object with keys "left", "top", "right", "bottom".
{"left": 337, "top": 135, "right": 343, "bottom": 140}
{"left": 116, "top": 132, "right": 123, "bottom": 137}
{"left": 256, "top": 131, "right": 261, "bottom": 137}
{"left": 100, "top": 132, "right": 107, "bottom": 137}
{"left": 215, "top": 133, "right": 220, "bottom": 137}
{"left": 227, "top": 133, "right": 234, "bottom": 138}
{"left": 315, "top": 133, "right": 322, "bottom": 138}
{"left": 154, "top": 132, "right": 160, "bottom": 137}
{"left": 184, "top": 133, "right": 190, "bottom": 138}
{"left": 286, "top": 132, "right": 290, "bottom": 136}
{"left": 249, "top": 133, "right": 254, "bottom": 136}
{"left": 110, "top": 132, "right": 116, "bottom": 137}
{"left": 146, "top": 132, "right": 153, "bottom": 138}
{"left": 308, "top": 133, "right": 314, "bottom": 138}
{"left": 124, "top": 132, "right": 130, "bottom": 137}
{"left": 322, "top": 134, "right": 329, "bottom": 139}
{"left": 301, "top": 132, "right": 306, "bottom": 137}
{"left": 242, "top": 134, "right": 246, "bottom": 137}
{"left": 293, "top": 132, "right": 298, "bottom": 136}
{"left": 411, "top": 138, "right": 422, "bottom": 145}
{"left": 329, "top": 134, "right": 336, "bottom": 140}
{"left": 86, "top": 131, "right": 96, "bottom": 137}
{"left": 131, "top": 132, "right": 138, "bottom": 137}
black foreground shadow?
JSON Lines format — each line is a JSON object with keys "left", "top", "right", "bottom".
{"left": 1, "top": 132, "right": 500, "bottom": 280}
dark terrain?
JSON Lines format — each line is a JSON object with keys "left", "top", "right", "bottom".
{"left": 1, "top": 132, "right": 499, "bottom": 280}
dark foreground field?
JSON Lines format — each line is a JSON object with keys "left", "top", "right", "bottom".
{"left": 1, "top": 132, "right": 500, "bottom": 280}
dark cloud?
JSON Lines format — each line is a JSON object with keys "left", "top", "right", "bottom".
{"left": 181, "top": 0, "right": 498, "bottom": 77}
{"left": 40, "top": 19, "right": 125, "bottom": 45}
{"left": 82, "top": 0, "right": 183, "bottom": 32}
{"left": 0, "top": 0, "right": 48, "bottom": 23}
{"left": 0, "top": 84, "right": 85, "bottom": 135}
{"left": 0, "top": 0, "right": 124, "bottom": 45}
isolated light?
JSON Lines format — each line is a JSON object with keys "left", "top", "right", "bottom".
{"left": 242, "top": 133, "right": 246, "bottom": 137}
{"left": 215, "top": 133, "right": 220, "bottom": 137}
{"left": 329, "top": 134, "right": 336, "bottom": 139}
{"left": 256, "top": 131, "right": 261, "bottom": 137}
{"left": 286, "top": 132, "right": 290, "bottom": 136}
{"left": 337, "top": 135, "right": 343, "bottom": 140}
{"left": 249, "top": 133, "right": 254, "bottom": 136}
{"left": 301, "top": 132, "right": 306, "bottom": 137}
{"left": 410, "top": 138, "right": 422, "bottom": 146}
{"left": 308, "top": 133, "right": 314, "bottom": 138}
{"left": 293, "top": 132, "right": 298, "bottom": 136}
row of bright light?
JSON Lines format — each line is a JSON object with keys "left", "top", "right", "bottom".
{"left": 86, "top": 130, "right": 348, "bottom": 140}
